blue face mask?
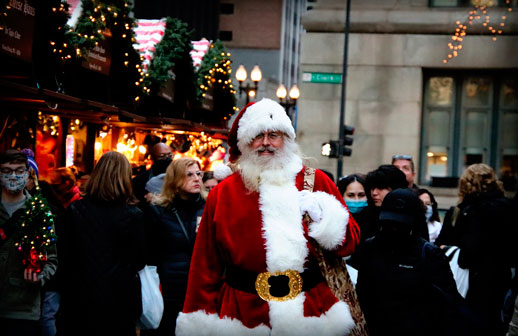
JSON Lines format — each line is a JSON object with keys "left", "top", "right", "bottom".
{"left": 345, "top": 199, "right": 368, "bottom": 214}
{"left": 425, "top": 205, "right": 433, "bottom": 222}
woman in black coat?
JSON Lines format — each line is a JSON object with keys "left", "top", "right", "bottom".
{"left": 435, "top": 163, "right": 515, "bottom": 335}
{"left": 147, "top": 157, "right": 206, "bottom": 336}
{"left": 60, "top": 151, "right": 146, "bottom": 336}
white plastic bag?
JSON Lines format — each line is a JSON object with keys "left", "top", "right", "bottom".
{"left": 445, "top": 246, "right": 469, "bottom": 298}
{"left": 138, "top": 265, "right": 164, "bottom": 329}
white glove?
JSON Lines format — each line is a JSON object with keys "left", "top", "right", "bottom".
{"left": 299, "top": 190, "right": 322, "bottom": 223}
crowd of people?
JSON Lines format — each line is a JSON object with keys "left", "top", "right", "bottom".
{"left": 0, "top": 98, "right": 517, "bottom": 336}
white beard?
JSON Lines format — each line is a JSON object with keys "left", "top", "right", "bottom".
{"left": 238, "top": 138, "right": 303, "bottom": 192}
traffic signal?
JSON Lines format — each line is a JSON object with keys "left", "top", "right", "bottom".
{"left": 321, "top": 141, "right": 340, "bottom": 158}
{"left": 342, "top": 125, "right": 354, "bottom": 157}
{"left": 321, "top": 125, "right": 355, "bottom": 158}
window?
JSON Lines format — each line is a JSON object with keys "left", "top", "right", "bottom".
{"left": 219, "top": 31, "right": 232, "bottom": 41}
{"left": 420, "top": 70, "right": 518, "bottom": 190}
{"left": 220, "top": 3, "right": 234, "bottom": 15}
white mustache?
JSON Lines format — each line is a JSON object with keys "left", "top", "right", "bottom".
{"left": 256, "top": 146, "right": 278, "bottom": 154}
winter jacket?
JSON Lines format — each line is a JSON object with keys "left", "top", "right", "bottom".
{"left": 60, "top": 197, "right": 145, "bottom": 336}
{"left": 435, "top": 191, "right": 515, "bottom": 334}
{"left": 147, "top": 195, "right": 205, "bottom": 304}
{"left": 0, "top": 189, "right": 58, "bottom": 320}
{"left": 356, "top": 236, "right": 467, "bottom": 336}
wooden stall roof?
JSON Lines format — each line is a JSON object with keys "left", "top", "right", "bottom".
{"left": 0, "top": 79, "right": 229, "bottom": 139}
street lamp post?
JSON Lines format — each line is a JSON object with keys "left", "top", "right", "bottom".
{"left": 276, "top": 84, "right": 300, "bottom": 119}
{"left": 235, "top": 65, "right": 262, "bottom": 105}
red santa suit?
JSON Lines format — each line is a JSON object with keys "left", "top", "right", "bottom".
{"left": 176, "top": 99, "right": 360, "bottom": 336}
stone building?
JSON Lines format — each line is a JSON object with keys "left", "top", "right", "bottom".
{"left": 298, "top": 0, "right": 518, "bottom": 207}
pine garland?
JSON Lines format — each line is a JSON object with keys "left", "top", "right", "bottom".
{"left": 196, "top": 40, "right": 238, "bottom": 121}
{"left": 13, "top": 186, "right": 57, "bottom": 272}
{"left": 143, "top": 17, "right": 195, "bottom": 95}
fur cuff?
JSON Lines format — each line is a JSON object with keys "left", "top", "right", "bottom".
{"left": 176, "top": 310, "right": 270, "bottom": 336}
{"left": 307, "top": 191, "right": 349, "bottom": 250}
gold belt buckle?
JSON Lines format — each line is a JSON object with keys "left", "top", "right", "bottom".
{"left": 255, "top": 270, "right": 303, "bottom": 302}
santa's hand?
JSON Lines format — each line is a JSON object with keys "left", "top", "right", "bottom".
{"left": 299, "top": 190, "right": 322, "bottom": 222}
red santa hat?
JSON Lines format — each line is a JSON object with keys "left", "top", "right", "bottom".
{"left": 227, "top": 98, "right": 296, "bottom": 163}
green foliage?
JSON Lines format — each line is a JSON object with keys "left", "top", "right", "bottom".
{"left": 196, "top": 40, "right": 237, "bottom": 120}
{"left": 144, "top": 17, "right": 194, "bottom": 94}
{"left": 13, "top": 188, "right": 57, "bottom": 270}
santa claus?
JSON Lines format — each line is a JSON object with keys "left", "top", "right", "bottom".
{"left": 176, "top": 98, "right": 360, "bottom": 336}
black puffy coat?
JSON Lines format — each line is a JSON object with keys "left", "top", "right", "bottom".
{"left": 148, "top": 195, "right": 205, "bottom": 303}
{"left": 60, "top": 197, "right": 146, "bottom": 336}
{"left": 436, "top": 191, "right": 515, "bottom": 334}
{"left": 355, "top": 236, "right": 468, "bottom": 336}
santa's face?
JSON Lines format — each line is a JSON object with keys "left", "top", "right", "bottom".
{"left": 249, "top": 131, "right": 285, "bottom": 157}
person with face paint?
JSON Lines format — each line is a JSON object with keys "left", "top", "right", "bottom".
{"left": 417, "top": 189, "right": 442, "bottom": 244}
{"left": 0, "top": 149, "right": 58, "bottom": 335}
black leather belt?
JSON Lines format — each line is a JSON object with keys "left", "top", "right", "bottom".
{"left": 225, "top": 262, "right": 324, "bottom": 300}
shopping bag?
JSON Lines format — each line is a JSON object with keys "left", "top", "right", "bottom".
{"left": 444, "top": 246, "right": 469, "bottom": 298}
{"left": 138, "top": 265, "right": 164, "bottom": 329}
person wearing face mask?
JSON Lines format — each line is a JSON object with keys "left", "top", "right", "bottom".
{"left": 355, "top": 188, "right": 472, "bottom": 336}
{"left": 133, "top": 142, "right": 173, "bottom": 205}
{"left": 337, "top": 174, "right": 374, "bottom": 243}
{"left": 0, "top": 150, "right": 58, "bottom": 335}
{"left": 417, "top": 189, "right": 442, "bottom": 244}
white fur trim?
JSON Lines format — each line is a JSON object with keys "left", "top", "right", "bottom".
{"left": 237, "top": 98, "right": 296, "bottom": 151}
{"left": 258, "top": 160, "right": 306, "bottom": 272}
{"left": 269, "top": 294, "right": 355, "bottom": 336}
{"left": 308, "top": 192, "right": 349, "bottom": 250}
{"left": 213, "top": 163, "right": 233, "bottom": 181}
{"left": 176, "top": 310, "right": 270, "bottom": 336}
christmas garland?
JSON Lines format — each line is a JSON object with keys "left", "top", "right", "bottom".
{"left": 143, "top": 17, "right": 195, "bottom": 95}
{"left": 13, "top": 186, "right": 57, "bottom": 273}
{"left": 196, "top": 40, "right": 237, "bottom": 120}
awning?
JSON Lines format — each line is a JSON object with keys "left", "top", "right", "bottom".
{"left": 0, "top": 79, "right": 228, "bottom": 138}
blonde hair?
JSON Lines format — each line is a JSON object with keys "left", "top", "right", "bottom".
{"left": 84, "top": 151, "right": 136, "bottom": 204}
{"left": 458, "top": 163, "right": 504, "bottom": 202}
{"left": 153, "top": 157, "right": 205, "bottom": 207}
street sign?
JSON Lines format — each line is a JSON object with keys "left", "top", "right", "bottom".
{"left": 302, "top": 72, "right": 342, "bottom": 84}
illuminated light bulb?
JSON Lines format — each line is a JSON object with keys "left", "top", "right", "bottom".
{"left": 248, "top": 90, "right": 256, "bottom": 98}
{"left": 443, "top": 59, "right": 448, "bottom": 64}
{"left": 427, "top": 152, "right": 434, "bottom": 157}
{"left": 448, "top": 54, "right": 453, "bottom": 59}
{"left": 458, "top": 45, "right": 463, "bottom": 50}
{"left": 95, "top": 142, "right": 102, "bottom": 150}
{"left": 493, "top": 37, "right": 497, "bottom": 41}
{"left": 139, "top": 145, "right": 147, "bottom": 154}
{"left": 500, "top": 22, "right": 505, "bottom": 26}
{"left": 453, "top": 51, "right": 458, "bottom": 56}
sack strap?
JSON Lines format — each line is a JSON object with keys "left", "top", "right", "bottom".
{"left": 303, "top": 167, "right": 316, "bottom": 193}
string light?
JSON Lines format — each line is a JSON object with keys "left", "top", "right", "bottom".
{"left": 442, "top": 1, "right": 513, "bottom": 64}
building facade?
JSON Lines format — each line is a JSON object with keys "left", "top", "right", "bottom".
{"left": 298, "top": 0, "right": 518, "bottom": 203}
{"left": 220, "top": 0, "right": 308, "bottom": 109}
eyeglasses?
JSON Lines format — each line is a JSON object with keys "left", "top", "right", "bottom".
{"left": 0, "top": 167, "right": 28, "bottom": 175}
{"left": 156, "top": 152, "right": 173, "bottom": 160}
{"left": 186, "top": 170, "right": 204, "bottom": 179}
{"left": 392, "top": 155, "right": 412, "bottom": 161}
{"left": 253, "top": 132, "right": 282, "bottom": 142}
